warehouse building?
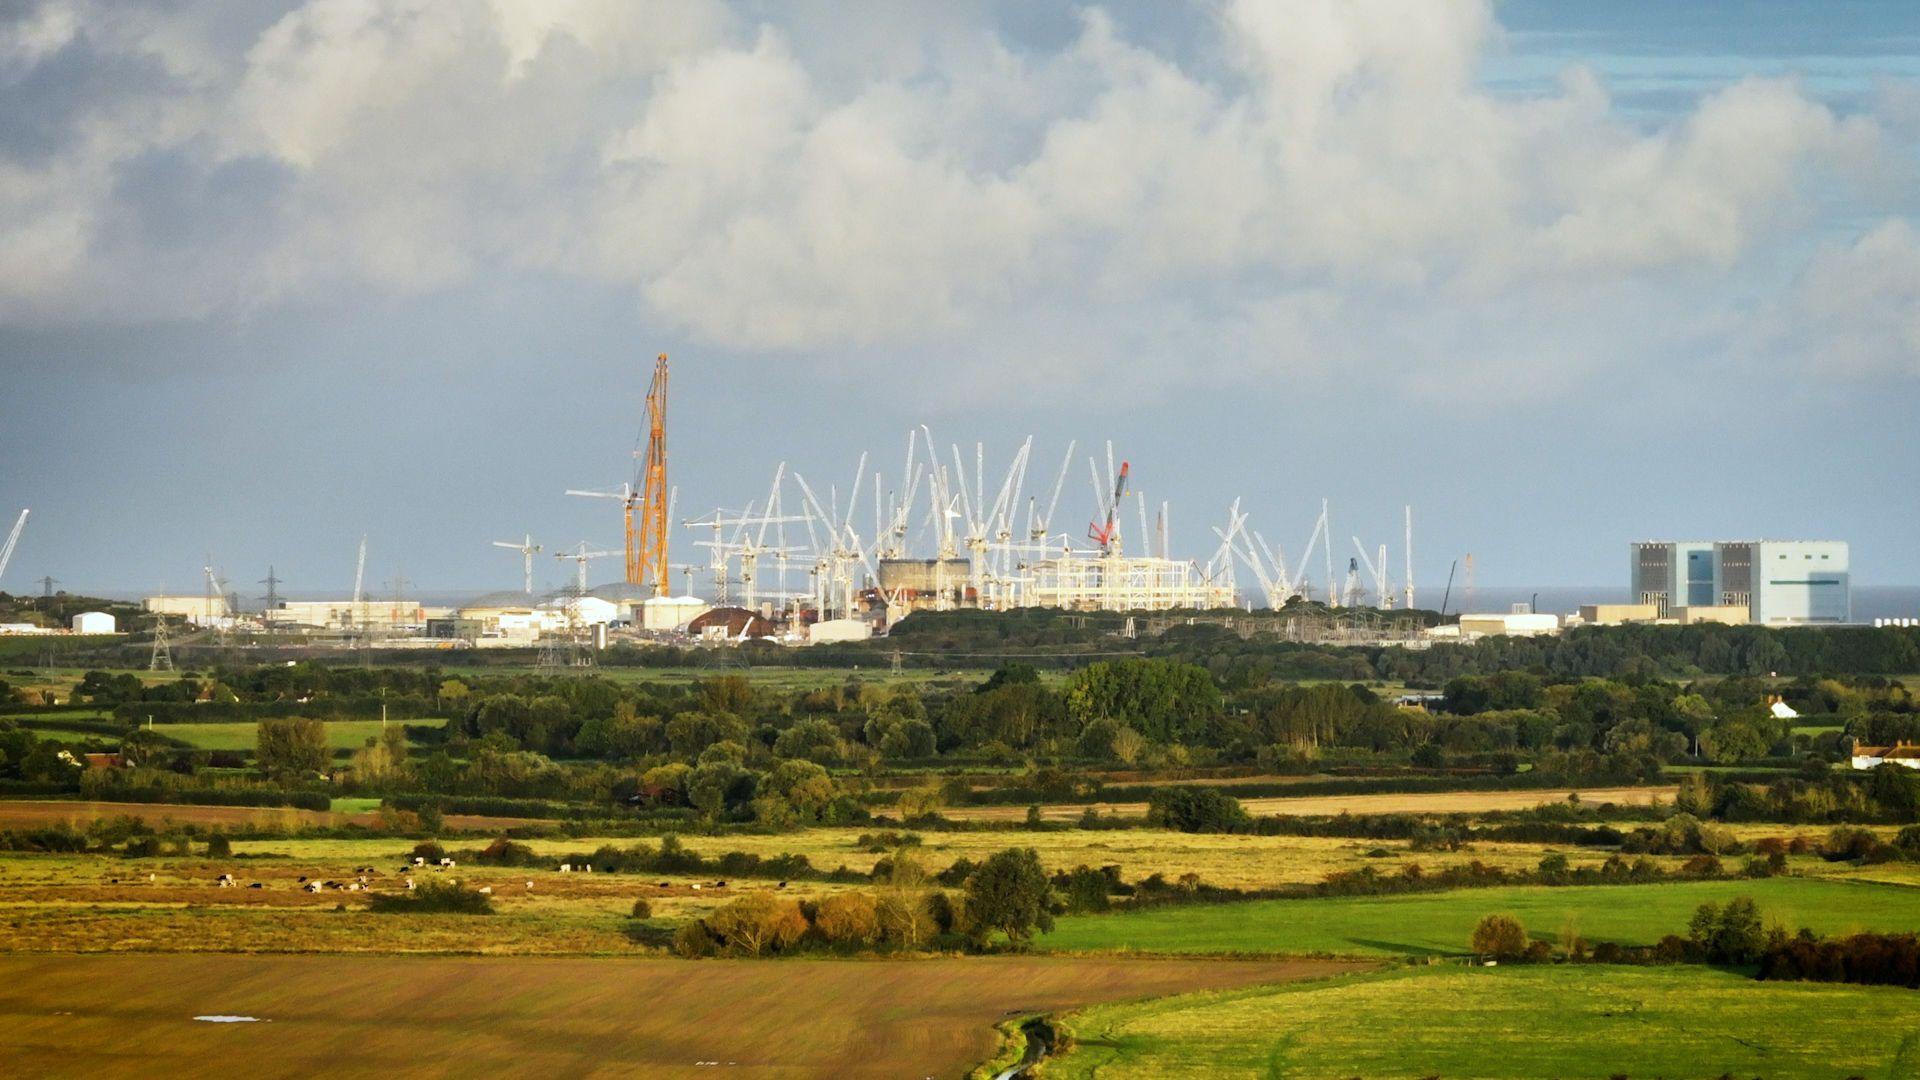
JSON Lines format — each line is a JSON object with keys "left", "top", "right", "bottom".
{"left": 1630, "top": 540, "right": 1850, "bottom": 625}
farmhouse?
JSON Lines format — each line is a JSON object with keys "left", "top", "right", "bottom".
{"left": 1851, "top": 744, "right": 1920, "bottom": 771}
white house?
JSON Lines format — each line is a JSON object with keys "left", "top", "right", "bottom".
{"left": 1851, "top": 745, "right": 1920, "bottom": 771}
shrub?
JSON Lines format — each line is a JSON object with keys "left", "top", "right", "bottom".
{"left": 813, "top": 892, "right": 880, "bottom": 946}
{"left": 122, "top": 835, "right": 160, "bottom": 858}
{"left": 369, "top": 878, "right": 494, "bottom": 915}
{"left": 706, "top": 894, "right": 808, "bottom": 956}
{"left": 475, "top": 837, "right": 539, "bottom": 867}
{"left": 205, "top": 835, "right": 232, "bottom": 858}
{"left": 629, "top": 898, "right": 653, "bottom": 919}
{"left": 1145, "top": 787, "right": 1249, "bottom": 833}
{"left": 1679, "top": 854, "right": 1723, "bottom": 877}
{"left": 673, "top": 920, "right": 716, "bottom": 958}
{"left": 1470, "top": 914, "right": 1528, "bottom": 960}
{"left": 411, "top": 840, "right": 446, "bottom": 863}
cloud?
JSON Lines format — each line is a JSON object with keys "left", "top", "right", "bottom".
{"left": 1760, "top": 218, "right": 1920, "bottom": 377}
{"left": 0, "top": 0, "right": 1913, "bottom": 401}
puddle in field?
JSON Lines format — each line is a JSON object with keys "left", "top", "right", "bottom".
{"left": 192, "top": 1015, "right": 264, "bottom": 1023}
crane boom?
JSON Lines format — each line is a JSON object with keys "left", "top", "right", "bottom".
{"left": 0, "top": 509, "right": 26, "bottom": 585}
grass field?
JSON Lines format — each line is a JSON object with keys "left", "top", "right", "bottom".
{"left": 149, "top": 717, "right": 447, "bottom": 752}
{"left": 948, "top": 785, "right": 1675, "bottom": 822}
{"left": 0, "top": 954, "right": 1358, "bottom": 1078}
{"left": 1043, "top": 877, "right": 1920, "bottom": 957}
{"left": 1048, "top": 964, "right": 1920, "bottom": 1079}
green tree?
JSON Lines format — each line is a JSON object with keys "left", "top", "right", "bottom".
{"left": 962, "top": 847, "right": 1055, "bottom": 946}
{"left": 256, "top": 718, "right": 329, "bottom": 779}
{"left": 1470, "top": 913, "right": 1528, "bottom": 959}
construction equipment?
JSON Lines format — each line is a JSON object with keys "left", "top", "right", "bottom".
{"left": 634, "top": 354, "right": 671, "bottom": 593}
{"left": 0, "top": 509, "right": 26, "bottom": 586}
{"left": 568, "top": 353, "right": 672, "bottom": 595}
{"left": 553, "top": 542, "right": 615, "bottom": 594}
{"left": 351, "top": 535, "right": 368, "bottom": 632}
{"left": 492, "top": 534, "right": 542, "bottom": 594}
{"left": 1088, "top": 454, "right": 1129, "bottom": 554}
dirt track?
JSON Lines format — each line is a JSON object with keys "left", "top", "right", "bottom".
{"left": 0, "top": 953, "right": 1364, "bottom": 1078}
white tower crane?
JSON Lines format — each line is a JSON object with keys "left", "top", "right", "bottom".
{"left": 0, "top": 509, "right": 27, "bottom": 586}
{"left": 552, "top": 542, "right": 614, "bottom": 594}
{"left": 351, "top": 534, "right": 368, "bottom": 631}
{"left": 492, "top": 534, "right": 542, "bottom": 594}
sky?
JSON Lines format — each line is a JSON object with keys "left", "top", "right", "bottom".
{"left": 0, "top": 0, "right": 1916, "bottom": 601}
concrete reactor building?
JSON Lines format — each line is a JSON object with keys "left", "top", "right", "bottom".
{"left": 1631, "top": 540, "right": 1850, "bottom": 625}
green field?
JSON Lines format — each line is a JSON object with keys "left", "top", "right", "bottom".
{"left": 1045, "top": 878, "right": 1920, "bottom": 957}
{"left": 1048, "top": 964, "right": 1920, "bottom": 1079}
{"left": 149, "top": 717, "right": 446, "bottom": 752}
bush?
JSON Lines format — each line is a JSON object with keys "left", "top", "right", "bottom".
{"left": 1470, "top": 914, "right": 1528, "bottom": 960}
{"left": 813, "top": 892, "right": 880, "bottom": 946}
{"left": 411, "top": 840, "right": 446, "bottom": 863}
{"left": 629, "top": 898, "right": 653, "bottom": 920}
{"left": 1145, "top": 787, "right": 1249, "bottom": 833}
{"left": 369, "top": 878, "right": 494, "bottom": 915}
{"left": 474, "top": 837, "right": 539, "bottom": 867}
{"left": 205, "top": 835, "right": 232, "bottom": 858}
{"left": 706, "top": 894, "right": 808, "bottom": 956}
{"left": 122, "top": 835, "right": 160, "bottom": 858}
{"left": 673, "top": 920, "right": 716, "bottom": 958}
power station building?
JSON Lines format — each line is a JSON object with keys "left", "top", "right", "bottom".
{"left": 1631, "top": 540, "right": 1850, "bottom": 625}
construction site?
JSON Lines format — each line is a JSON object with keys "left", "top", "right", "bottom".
{"left": 5, "top": 353, "right": 1446, "bottom": 656}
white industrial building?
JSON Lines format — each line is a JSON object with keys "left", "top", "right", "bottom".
{"left": 1632, "top": 540, "right": 1850, "bottom": 625}
{"left": 1455, "top": 611, "right": 1562, "bottom": 638}
{"left": 639, "top": 595, "right": 710, "bottom": 631}
{"left": 70, "top": 611, "right": 116, "bottom": 634}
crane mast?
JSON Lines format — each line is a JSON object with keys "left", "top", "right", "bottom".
{"left": 633, "top": 353, "right": 671, "bottom": 594}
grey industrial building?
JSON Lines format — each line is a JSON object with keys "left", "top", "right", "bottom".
{"left": 1631, "top": 540, "right": 1851, "bottom": 625}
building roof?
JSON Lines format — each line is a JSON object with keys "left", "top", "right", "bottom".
{"left": 1856, "top": 744, "right": 1920, "bottom": 759}
{"left": 587, "top": 582, "right": 653, "bottom": 604}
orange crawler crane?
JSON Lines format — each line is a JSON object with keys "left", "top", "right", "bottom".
{"left": 630, "top": 354, "right": 671, "bottom": 592}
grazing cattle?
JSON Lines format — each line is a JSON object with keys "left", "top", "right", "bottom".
{"left": 777, "top": 881, "right": 788, "bottom": 889}
{"left": 439, "top": 858, "right": 455, "bottom": 868}
{"left": 405, "top": 878, "right": 415, "bottom": 891}
{"left": 477, "top": 886, "right": 493, "bottom": 896}
{"left": 413, "top": 857, "right": 426, "bottom": 866}
{"left": 298, "top": 876, "right": 308, "bottom": 883}
{"left": 658, "top": 881, "right": 670, "bottom": 888}
{"left": 690, "top": 883, "right": 701, "bottom": 891}
{"left": 216, "top": 873, "right": 235, "bottom": 887}
{"left": 583, "top": 864, "right": 592, "bottom": 874}
{"left": 713, "top": 881, "right": 727, "bottom": 888}
{"left": 247, "top": 883, "right": 263, "bottom": 889}
{"left": 525, "top": 881, "right": 534, "bottom": 890}
{"left": 305, "top": 881, "right": 323, "bottom": 893}
{"left": 559, "top": 864, "right": 571, "bottom": 873}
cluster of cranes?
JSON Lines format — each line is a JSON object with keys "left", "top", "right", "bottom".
{"left": 668, "top": 429, "right": 1420, "bottom": 620}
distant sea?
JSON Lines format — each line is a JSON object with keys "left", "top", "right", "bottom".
{"left": 1464, "top": 586, "right": 1920, "bottom": 624}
